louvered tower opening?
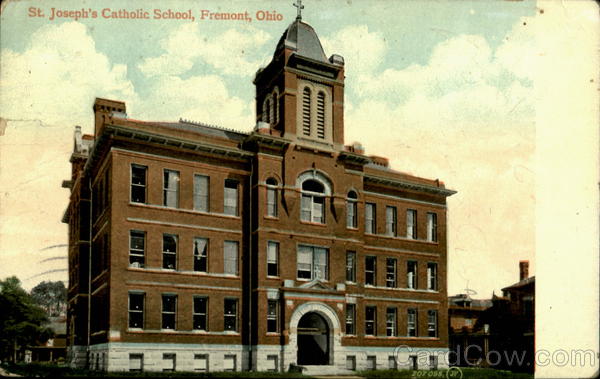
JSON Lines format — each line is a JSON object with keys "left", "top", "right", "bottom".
{"left": 316, "top": 92, "right": 325, "bottom": 139}
{"left": 302, "top": 88, "right": 311, "bottom": 136}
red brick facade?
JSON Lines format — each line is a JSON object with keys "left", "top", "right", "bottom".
{"left": 64, "top": 18, "right": 455, "bottom": 373}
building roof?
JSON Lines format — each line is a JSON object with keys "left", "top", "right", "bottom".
{"left": 502, "top": 275, "right": 535, "bottom": 291}
{"left": 275, "top": 19, "right": 328, "bottom": 62}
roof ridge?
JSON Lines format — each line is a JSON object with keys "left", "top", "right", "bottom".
{"left": 178, "top": 118, "right": 247, "bottom": 135}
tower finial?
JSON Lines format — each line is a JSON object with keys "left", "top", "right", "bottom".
{"left": 293, "top": 0, "right": 304, "bottom": 20}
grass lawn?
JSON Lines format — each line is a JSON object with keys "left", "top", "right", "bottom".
{"left": 1, "top": 362, "right": 311, "bottom": 378}
{"left": 3, "top": 363, "right": 534, "bottom": 378}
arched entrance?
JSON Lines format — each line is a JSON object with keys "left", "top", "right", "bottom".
{"left": 297, "top": 312, "right": 329, "bottom": 365}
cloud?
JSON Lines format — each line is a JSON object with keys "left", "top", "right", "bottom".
{"left": 335, "top": 19, "right": 538, "bottom": 297}
{"left": 133, "top": 74, "right": 254, "bottom": 131}
{"left": 138, "top": 23, "right": 271, "bottom": 78}
{"left": 0, "top": 21, "right": 136, "bottom": 129}
{"left": 321, "top": 25, "right": 387, "bottom": 76}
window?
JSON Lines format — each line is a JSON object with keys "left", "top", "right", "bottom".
{"left": 365, "top": 203, "right": 376, "bottom": 234}
{"left": 346, "top": 356, "right": 356, "bottom": 371}
{"left": 407, "top": 261, "right": 417, "bottom": 289}
{"left": 346, "top": 191, "right": 358, "bottom": 228}
{"left": 224, "top": 299, "right": 238, "bottom": 332}
{"left": 267, "top": 300, "right": 278, "bottom": 333}
{"left": 267, "top": 241, "right": 279, "bottom": 277}
{"left": 301, "top": 180, "right": 325, "bottom": 223}
{"left": 193, "top": 297, "right": 207, "bottom": 331}
{"left": 428, "top": 310, "right": 437, "bottom": 337}
{"left": 365, "top": 256, "right": 376, "bottom": 286}
{"left": 407, "top": 308, "right": 417, "bottom": 336}
{"left": 224, "top": 179, "right": 239, "bottom": 216}
{"left": 224, "top": 241, "right": 238, "bottom": 276}
{"left": 427, "top": 263, "right": 437, "bottom": 291}
{"left": 129, "top": 231, "right": 145, "bottom": 268}
{"left": 131, "top": 165, "right": 147, "bottom": 203}
{"left": 224, "top": 355, "right": 237, "bottom": 372}
{"left": 193, "top": 175, "right": 210, "bottom": 212}
{"left": 316, "top": 91, "right": 325, "bottom": 139}
{"left": 194, "top": 354, "right": 208, "bottom": 372}
{"left": 193, "top": 238, "right": 208, "bottom": 273}
{"left": 297, "top": 245, "right": 328, "bottom": 280}
{"left": 386, "top": 206, "right": 397, "bottom": 236}
{"left": 365, "top": 306, "right": 376, "bottom": 336}
{"left": 162, "top": 234, "right": 177, "bottom": 270}
{"left": 386, "top": 308, "right": 397, "bottom": 337}
{"left": 407, "top": 209, "right": 417, "bottom": 239}
{"left": 128, "top": 293, "right": 144, "bottom": 329}
{"left": 266, "top": 178, "right": 278, "bottom": 217}
{"left": 388, "top": 356, "right": 397, "bottom": 369}
{"left": 267, "top": 355, "right": 278, "bottom": 372}
{"left": 427, "top": 212, "right": 437, "bottom": 242}
{"left": 302, "top": 87, "right": 311, "bottom": 136}
{"left": 386, "top": 258, "right": 397, "bottom": 288}
{"left": 345, "top": 304, "right": 356, "bottom": 335}
{"left": 163, "top": 169, "right": 179, "bottom": 208}
{"left": 162, "top": 353, "right": 176, "bottom": 372}
{"left": 273, "top": 91, "right": 279, "bottom": 124}
{"left": 346, "top": 251, "right": 356, "bottom": 282}
{"left": 367, "top": 356, "right": 377, "bottom": 370}
{"left": 129, "top": 354, "right": 143, "bottom": 372}
{"left": 162, "top": 295, "right": 177, "bottom": 330}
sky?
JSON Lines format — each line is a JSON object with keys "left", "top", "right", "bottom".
{"left": 0, "top": 0, "right": 590, "bottom": 299}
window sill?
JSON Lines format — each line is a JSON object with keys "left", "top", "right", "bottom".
{"left": 299, "top": 221, "right": 327, "bottom": 227}
{"left": 129, "top": 202, "right": 241, "bottom": 220}
{"left": 125, "top": 267, "right": 241, "bottom": 280}
{"left": 346, "top": 227, "right": 359, "bottom": 231}
{"left": 264, "top": 216, "right": 279, "bottom": 221}
{"left": 266, "top": 276, "right": 280, "bottom": 279}
{"left": 266, "top": 332, "right": 281, "bottom": 336}
{"left": 367, "top": 233, "right": 440, "bottom": 246}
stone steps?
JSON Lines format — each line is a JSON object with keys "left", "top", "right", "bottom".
{"left": 300, "top": 364, "right": 360, "bottom": 376}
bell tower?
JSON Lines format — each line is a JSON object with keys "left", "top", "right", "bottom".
{"left": 253, "top": 1, "right": 345, "bottom": 149}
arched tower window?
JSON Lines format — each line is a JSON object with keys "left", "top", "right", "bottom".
{"left": 269, "top": 97, "right": 275, "bottom": 125}
{"left": 346, "top": 190, "right": 358, "bottom": 228}
{"left": 272, "top": 91, "right": 279, "bottom": 125}
{"left": 302, "top": 87, "right": 311, "bottom": 136}
{"left": 263, "top": 97, "right": 271, "bottom": 123}
{"left": 301, "top": 179, "right": 325, "bottom": 224}
{"left": 266, "top": 177, "right": 278, "bottom": 218}
{"left": 316, "top": 91, "right": 325, "bottom": 139}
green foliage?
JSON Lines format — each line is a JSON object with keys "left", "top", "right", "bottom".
{"left": 0, "top": 276, "right": 53, "bottom": 362}
{"left": 31, "top": 280, "right": 67, "bottom": 317}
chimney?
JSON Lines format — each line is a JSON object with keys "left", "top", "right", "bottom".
{"left": 519, "top": 260, "right": 529, "bottom": 281}
{"left": 93, "top": 98, "right": 126, "bottom": 136}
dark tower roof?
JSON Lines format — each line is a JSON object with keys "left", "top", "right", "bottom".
{"left": 275, "top": 19, "right": 328, "bottom": 62}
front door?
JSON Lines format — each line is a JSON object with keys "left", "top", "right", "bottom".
{"left": 297, "top": 312, "right": 329, "bottom": 365}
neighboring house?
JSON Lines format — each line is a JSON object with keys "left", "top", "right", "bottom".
{"left": 26, "top": 316, "right": 67, "bottom": 363}
{"left": 448, "top": 294, "right": 492, "bottom": 366}
{"left": 448, "top": 261, "right": 535, "bottom": 372}
{"left": 62, "top": 12, "right": 456, "bottom": 373}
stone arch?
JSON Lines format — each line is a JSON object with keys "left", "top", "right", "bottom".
{"left": 296, "top": 170, "right": 333, "bottom": 196}
{"left": 287, "top": 302, "right": 342, "bottom": 366}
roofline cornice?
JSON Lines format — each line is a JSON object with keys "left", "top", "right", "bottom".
{"left": 84, "top": 124, "right": 253, "bottom": 174}
{"left": 364, "top": 173, "right": 457, "bottom": 197}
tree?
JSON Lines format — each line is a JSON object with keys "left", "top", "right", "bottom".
{"left": 0, "top": 276, "right": 53, "bottom": 362}
{"left": 30, "top": 280, "right": 67, "bottom": 317}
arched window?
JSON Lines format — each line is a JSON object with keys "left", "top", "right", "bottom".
{"left": 301, "top": 179, "right": 325, "bottom": 223}
{"left": 263, "top": 97, "right": 271, "bottom": 123}
{"left": 266, "top": 178, "right": 278, "bottom": 218}
{"left": 302, "top": 87, "right": 311, "bottom": 136}
{"left": 346, "top": 190, "right": 358, "bottom": 228}
{"left": 269, "top": 92, "right": 279, "bottom": 124}
{"left": 273, "top": 91, "right": 279, "bottom": 124}
{"left": 269, "top": 97, "right": 275, "bottom": 125}
{"left": 316, "top": 91, "right": 325, "bottom": 139}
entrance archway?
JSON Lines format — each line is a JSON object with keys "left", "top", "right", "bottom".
{"left": 297, "top": 312, "right": 329, "bottom": 365}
